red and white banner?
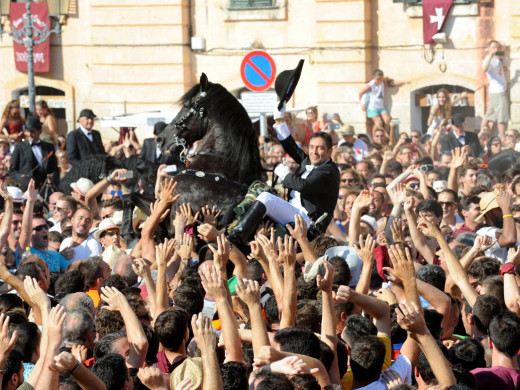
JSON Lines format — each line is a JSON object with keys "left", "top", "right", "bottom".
{"left": 10, "top": 2, "right": 51, "bottom": 73}
{"left": 423, "top": 0, "right": 454, "bottom": 45}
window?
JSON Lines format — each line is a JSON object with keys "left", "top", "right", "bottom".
{"left": 229, "top": 0, "right": 275, "bottom": 9}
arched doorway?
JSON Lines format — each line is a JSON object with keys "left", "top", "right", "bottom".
{"left": 411, "top": 84, "right": 476, "bottom": 133}
{"left": 11, "top": 85, "right": 68, "bottom": 137}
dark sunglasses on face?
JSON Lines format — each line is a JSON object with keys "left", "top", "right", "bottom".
{"left": 408, "top": 182, "right": 420, "bottom": 190}
{"left": 110, "top": 190, "right": 124, "bottom": 197}
{"left": 56, "top": 207, "right": 69, "bottom": 213}
{"left": 342, "top": 178, "right": 355, "bottom": 183}
{"left": 12, "top": 220, "right": 21, "bottom": 225}
{"left": 33, "top": 224, "right": 48, "bottom": 232}
{"left": 439, "top": 201, "right": 453, "bottom": 207}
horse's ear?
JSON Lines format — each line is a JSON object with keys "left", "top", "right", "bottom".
{"left": 200, "top": 73, "right": 209, "bottom": 93}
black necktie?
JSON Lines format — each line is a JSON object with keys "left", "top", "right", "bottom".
{"left": 31, "top": 142, "right": 41, "bottom": 147}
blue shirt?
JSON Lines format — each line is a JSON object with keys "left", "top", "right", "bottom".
{"left": 16, "top": 247, "right": 69, "bottom": 272}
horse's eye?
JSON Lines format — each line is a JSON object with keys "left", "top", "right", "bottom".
{"left": 156, "top": 137, "right": 163, "bottom": 144}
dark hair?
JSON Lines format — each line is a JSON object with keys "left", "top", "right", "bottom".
{"left": 467, "top": 258, "right": 500, "bottom": 282}
{"left": 439, "top": 188, "right": 458, "bottom": 202}
{"left": 416, "top": 264, "right": 446, "bottom": 291}
{"left": 58, "top": 195, "right": 78, "bottom": 213}
{"left": 274, "top": 327, "right": 321, "bottom": 359}
{"left": 329, "top": 256, "right": 351, "bottom": 286}
{"left": 424, "top": 308, "right": 444, "bottom": 340}
{"left": 94, "top": 332, "right": 126, "bottom": 361}
{"left": 482, "top": 275, "right": 505, "bottom": 308}
{"left": 295, "top": 303, "right": 321, "bottom": 333}
{"left": 415, "top": 199, "right": 443, "bottom": 219}
{"left": 373, "top": 69, "right": 384, "bottom": 77}
{"left": 264, "top": 296, "right": 279, "bottom": 325}
{"left": 54, "top": 270, "right": 86, "bottom": 299}
{"left": 153, "top": 121, "right": 167, "bottom": 136}
{"left": 309, "top": 131, "right": 332, "bottom": 149}
{"left": 98, "top": 274, "right": 127, "bottom": 297}
{"left": 99, "top": 198, "right": 124, "bottom": 211}
{"left": 256, "top": 371, "right": 294, "bottom": 390}
{"left": 449, "top": 338, "right": 486, "bottom": 371}
{"left": 458, "top": 196, "right": 481, "bottom": 220}
{"left": 417, "top": 341, "right": 449, "bottom": 385}
{"left": 473, "top": 295, "right": 502, "bottom": 334}
{"left": 154, "top": 307, "right": 188, "bottom": 352}
{"left": 310, "top": 234, "right": 338, "bottom": 257}
{"left": 290, "top": 374, "right": 320, "bottom": 390}
{"left": 388, "top": 160, "right": 403, "bottom": 173}
{"left": 143, "top": 325, "right": 159, "bottom": 365}
{"left": 342, "top": 314, "right": 377, "bottom": 347}
{"left": 63, "top": 309, "right": 94, "bottom": 346}
{"left": 0, "top": 294, "right": 24, "bottom": 314}
{"left": 220, "top": 361, "right": 248, "bottom": 390}
{"left": 12, "top": 321, "right": 40, "bottom": 362}
{"left": 92, "top": 353, "right": 129, "bottom": 390}
{"left": 488, "top": 310, "right": 520, "bottom": 358}
{"left": 15, "top": 262, "right": 44, "bottom": 283}
{"left": 247, "top": 259, "right": 264, "bottom": 284}
{"left": 451, "top": 365, "right": 477, "bottom": 389}
{"left": 78, "top": 256, "right": 104, "bottom": 288}
{"left": 95, "top": 308, "right": 124, "bottom": 339}
{"left": 349, "top": 335, "right": 386, "bottom": 382}
{"left": 173, "top": 284, "right": 204, "bottom": 317}
{"left": 1, "top": 350, "right": 23, "bottom": 388}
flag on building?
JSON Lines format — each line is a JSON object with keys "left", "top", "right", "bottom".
{"left": 423, "top": 0, "right": 454, "bottom": 45}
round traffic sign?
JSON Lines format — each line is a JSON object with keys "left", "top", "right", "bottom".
{"left": 240, "top": 50, "right": 276, "bottom": 92}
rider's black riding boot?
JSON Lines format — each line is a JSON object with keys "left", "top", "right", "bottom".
{"left": 227, "top": 201, "right": 266, "bottom": 246}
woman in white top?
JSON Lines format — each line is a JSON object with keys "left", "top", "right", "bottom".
{"left": 427, "top": 88, "right": 467, "bottom": 136}
{"left": 359, "top": 69, "right": 408, "bottom": 137}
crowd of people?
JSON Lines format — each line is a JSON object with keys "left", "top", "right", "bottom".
{"left": 0, "top": 39, "right": 517, "bottom": 390}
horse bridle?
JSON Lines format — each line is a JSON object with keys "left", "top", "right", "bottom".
{"left": 169, "top": 90, "right": 208, "bottom": 163}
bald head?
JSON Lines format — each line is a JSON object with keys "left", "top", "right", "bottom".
{"left": 60, "top": 292, "right": 95, "bottom": 316}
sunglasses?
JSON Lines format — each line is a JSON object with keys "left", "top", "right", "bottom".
{"left": 33, "top": 224, "right": 48, "bottom": 232}
{"left": 110, "top": 190, "right": 123, "bottom": 197}
{"left": 56, "top": 207, "right": 69, "bottom": 213}
{"left": 341, "top": 178, "right": 355, "bottom": 183}
{"left": 439, "top": 201, "right": 453, "bottom": 207}
{"left": 11, "top": 220, "right": 21, "bottom": 225}
{"left": 411, "top": 135, "right": 420, "bottom": 138}
{"left": 407, "top": 182, "right": 420, "bottom": 190}
{"left": 338, "top": 194, "right": 343, "bottom": 199}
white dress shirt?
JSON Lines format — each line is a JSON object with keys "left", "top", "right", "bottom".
{"left": 80, "top": 125, "right": 93, "bottom": 142}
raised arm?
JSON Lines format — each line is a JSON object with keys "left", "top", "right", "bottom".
{"left": 385, "top": 245, "right": 421, "bottom": 309}
{"left": 199, "top": 264, "right": 242, "bottom": 363}
{"left": 132, "top": 258, "right": 157, "bottom": 319}
{"left": 287, "top": 215, "right": 317, "bottom": 263}
{"left": 18, "top": 178, "right": 38, "bottom": 252}
{"left": 235, "top": 278, "right": 270, "bottom": 356}
{"left": 84, "top": 168, "right": 127, "bottom": 214}
{"left": 191, "top": 313, "right": 224, "bottom": 390}
{"left": 317, "top": 261, "right": 340, "bottom": 385}
{"left": 348, "top": 190, "right": 373, "bottom": 246}
{"left": 0, "top": 314, "right": 18, "bottom": 388}
{"left": 154, "top": 238, "right": 176, "bottom": 319}
{"left": 354, "top": 234, "right": 376, "bottom": 295}
{"left": 503, "top": 247, "right": 520, "bottom": 316}
{"left": 496, "top": 191, "right": 517, "bottom": 247}
{"left": 257, "top": 232, "right": 284, "bottom": 310}
{"left": 447, "top": 147, "right": 468, "bottom": 193}
{"left": 403, "top": 197, "right": 436, "bottom": 264}
{"left": 50, "top": 352, "right": 107, "bottom": 390}
{"left": 279, "top": 235, "right": 298, "bottom": 329}
{"left": 100, "top": 286, "right": 148, "bottom": 368}
{"left": 0, "top": 188, "right": 13, "bottom": 249}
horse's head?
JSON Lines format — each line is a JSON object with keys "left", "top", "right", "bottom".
{"left": 157, "top": 74, "right": 210, "bottom": 158}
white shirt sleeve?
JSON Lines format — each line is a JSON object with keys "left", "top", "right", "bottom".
{"left": 384, "top": 354, "right": 412, "bottom": 384}
{"left": 273, "top": 122, "right": 291, "bottom": 141}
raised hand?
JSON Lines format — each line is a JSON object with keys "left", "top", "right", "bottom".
{"left": 24, "top": 179, "right": 38, "bottom": 202}
{"left": 403, "top": 196, "right": 414, "bottom": 212}
{"left": 395, "top": 301, "right": 428, "bottom": 336}
{"left": 286, "top": 214, "right": 307, "bottom": 243}
{"left": 110, "top": 168, "right": 128, "bottom": 184}
{"left": 49, "top": 351, "right": 79, "bottom": 373}
{"left": 179, "top": 203, "right": 200, "bottom": 226}
{"left": 473, "top": 235, "right": 496, "bottom": 253}
{"left": 24, "top": 276, "right": 50, "bottom": 310}
{"left": 354, "top": 234, "right": 376, "bottom": 264}
{"left": 132, "top": 258, "right": 151, "bottom": 280}
{"left": 496, "top": 191, "right": 512, "bottom": 212}
{"left": 377, "top": 231, "right": 388, "bottom": 246}
{"left": 256, "top": 233, "right": 277, "bottom": 261}
{"left": 174, "top": 211, "right": 188, "bottom": 235}
{"left": 417, "top": 219, "right": 441, "bottom": 239}
{"left": 256, "top": 220, "right": 274, "bottom": 238}
{"left": 159, "top": 178, "right": 179, "bottom": 204}
{"left": 47, "top": 305, "right": 67, "bottom": 346}
{"left": 381, "top": 369, "right": 404, "bottom": 389}
{"left": 394, "top": 183, "right": 407, "bottom": 205}
{"left": 353, "top": 190, "right": 373, "bottom": 210}
{"left": 391, "top": 219, "right": 404, "bottom": 243}
{"left": 0, "top": 313, "right": 17, "bottom": 359}
{"left": 384, "top": 245, "right": 415, "bottom": 284}
{"left": 208, "top": 234, "right": 231, "bottom": 273}
{"left": 316, "top": 260, "right": 334, "bottom": 293}
{"left": 156, "top": 238, "right": 176, "bottom": 267}
{"left": 277, "top": 235, "right": 297, "bottom": 267}
{"left": 149, "top": 200, "right": 170, "bottom": 222}
{"left": 248, "top": 240, "right": 265, "bottom": 262}
{"left": 71, "top": 344, "right": 88, "bottom": 364}
{"left": 178, "top": 233, "right": 194, "bottom": 259}
{"left": 507, "top": 247, "right": 520, "bottom": 266}
{"left": 197, "top": 223, "right": 219, "bottom": 242}
{"left": 191, "top": 313, "right": 217, "bottom": 353}
{"left": 235, "top": 278, "right": 261, "bottom": 307}
{"left": 100, "top": 286, "right": 128, "bottom": 312}
{"left": 267, "top": 356, "right": 319, "bottom": 376}
{"left": 199, "top": 264, "right": 226, "bottom": 300}
{"left": 451, "top": 147, "right": 468, "bottom": 170}
{"left": 138, "top": 366, "right": 167, "bottom": 390}
{"left": 333, "top": 285, "right": 354, "bottom": 303}
{"left": 0, "top": 187, "right": 12, "bottom": 202}
{"left": 201, "top": 205, "right": 221, "bottom": 227}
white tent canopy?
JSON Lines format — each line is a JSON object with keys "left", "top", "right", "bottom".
{"left": 97, "top": 110, "right": 178, "bottom": 128}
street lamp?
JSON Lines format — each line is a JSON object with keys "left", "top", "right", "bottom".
{"left": 0, "top": 2, "right": 62, "bottom": 114}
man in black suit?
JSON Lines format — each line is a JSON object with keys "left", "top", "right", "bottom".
{"left": 440, "top": 113, "right": 483, "bottom": 158}
{"left": 9, "top": 116, "right": 59, "bottom": 191}
{"left": 66, "top": 109, "right": 106, "bottom": 166}
{"left": 228, "top": 112, "right": 340, "bottom": 244}
{"left": 137, "top": 121, "right": 177, "bottom": 170}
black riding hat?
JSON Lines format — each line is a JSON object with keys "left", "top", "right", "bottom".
{"left": 275, "top": 59, "right": 304, "bottom": 110}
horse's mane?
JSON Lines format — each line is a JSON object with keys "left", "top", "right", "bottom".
{"left": 180, "top": 82, "right": 262, "bottom": 184}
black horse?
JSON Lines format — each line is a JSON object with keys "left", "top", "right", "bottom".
{"left": 157, "top": 74, "right": 263, "bottom": 229}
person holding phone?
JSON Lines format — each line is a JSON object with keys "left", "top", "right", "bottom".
{"left": 482, "top": 40, "right": 509, "bottom": 141}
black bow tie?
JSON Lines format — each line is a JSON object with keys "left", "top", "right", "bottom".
{"left": 31, "top": 141, "right": 41, "bottom": 147}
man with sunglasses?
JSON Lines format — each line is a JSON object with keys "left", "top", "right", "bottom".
{"left": 16, "top": 180, "right": 71, "bottom": 271}
{"left": 49, "top": 195, "right": 77, "bottom": 234}
{"left": 438, "top": 189, "right": 462, "bottom": 232}
{"left": 84, "top": 168, "right": 128, "bottom": 219}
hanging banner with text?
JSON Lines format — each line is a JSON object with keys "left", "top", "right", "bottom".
{"left": 423, "top": 0, "right": 454, "bottom": 45}
{"left": 10, "top": 2, "right": 51, "bottom": 73}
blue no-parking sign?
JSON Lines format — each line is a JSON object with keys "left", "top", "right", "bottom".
{"left": 240, "top": 50, "right": 276, "bottom": 92}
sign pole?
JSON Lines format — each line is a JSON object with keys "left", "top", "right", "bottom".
{"left": 259, "top": 113, "right": 267, "bottom": 137}
{"left": 24, "top": 3, "right": 36, "bottom": 114}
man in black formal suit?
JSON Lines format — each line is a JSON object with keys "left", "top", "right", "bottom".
{"left": 66, "top": 109, "right": 106, "bottom": 166}
{"left": 137, "top": 121, "right": 177, "bottom": 170}
{"left": 228, "top": 108, "right": 340, "bottom": 244}
{"left": 440, "top": 113, "right": 483, "bottom": 158}
{"left": 9, "top": 116, "right": 59, "bottom": 191}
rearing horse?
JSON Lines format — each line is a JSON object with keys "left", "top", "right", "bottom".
{"left": 156, "top": 74, "right": 264, "bottom": 229}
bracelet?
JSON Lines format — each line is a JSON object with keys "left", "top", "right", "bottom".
{"left": 503, "top": 214, "right": 513, "bottom": 219}
{"left": 501, "top": 262, "right": 516, "bottom": 276}
{"left": 68, "top": 360, "right": 81, "bottom": 374}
